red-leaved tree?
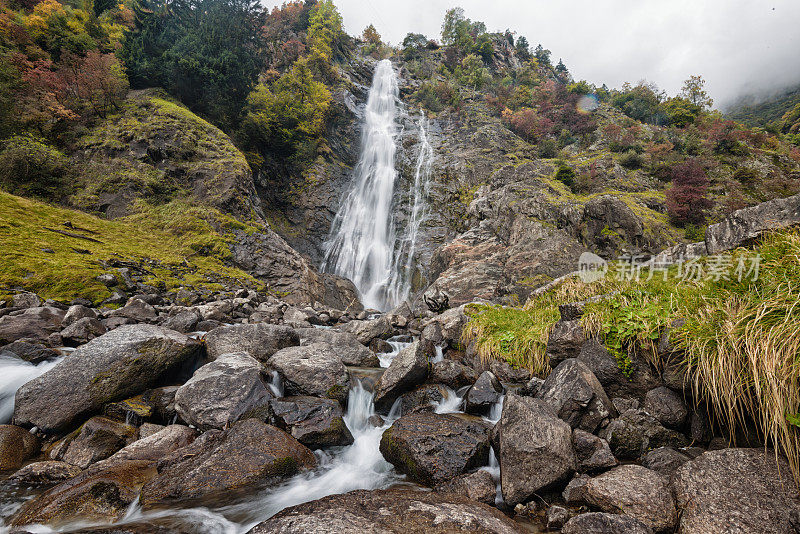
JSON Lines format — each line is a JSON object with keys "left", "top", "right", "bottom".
{"left": 666, "top": 158, "right": 713, "bottom": 225}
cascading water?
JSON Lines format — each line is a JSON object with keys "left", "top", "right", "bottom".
{"left": 0, "top": 353, "right": 62, "bottom": 423}
{"left": 322, "top": 59, "right": 433, "bottom": 311}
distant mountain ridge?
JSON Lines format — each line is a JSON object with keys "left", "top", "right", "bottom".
{"left": 725, "top": 85, "right": 800, "bottom": 128}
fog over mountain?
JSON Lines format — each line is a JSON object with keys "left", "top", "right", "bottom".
{"left": 263, "top": 0, "right": 800, "bottom": 107}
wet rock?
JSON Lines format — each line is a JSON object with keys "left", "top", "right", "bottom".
{"left": 601, "top": 409, "right": 687, "bottom": 460}
{"left": 13, "top": 325, "right": 201, "bottom": 433}
{"left": 0, "top": 306, "right": 66, "bottom": 345}
{"left": 296, "top": 327, "right": 379, "bottom": 367}
{"left": 379, "top": 413, "right": 490, "bottom": 486}
{"left": 488, "top": 359, "right": 530, "bottom": 383}
{"left": 640, "top": 447, "right": 690, "bottom": 476}
{"left": 464, "top": 371, "right": 504, "bottom": 415}
{"left": 493, "top": 395, "right": 577, "bottom": 506}
{"left": 425, "top": 307, "right": 468, "bottom": 348}
{"left": 577, "top": 339, "right": 660, "bottom": 400}
{"left": 430, "top": 360, "right": 480, "bottom": 389}
{"left": 0, "top": 341, "right": 59, "bottom": 363}
{"left": 58, "top": 416, "right": 137, "bottom": 469}
{"left": 267, "top": 344, "right": 350, "bottom": 404}
{"left": 672, "top": 448, "right": 800, "bottom": 534}
{"left": 400, "top": 384, "right": 447, "bottom": 414}
{"left": 269, "top": 396, "right": 353, "bottom": 449}
{"left": 369, "top": 338, "right": 393, "bottom": 353}
{"left": 343, "top": 316, "right": 395, "bottom": 345}
{"left": 137, "top": 423, "right": 165, "bottom": 439}
{"left": 0, "top": 424, "right": 39, "bottom": 470}
{"left": 517, "top": 376, "right": 544, "bottom": 397}
{"left": 10, "top": 460, "right": 156, "bottom": 527}
{"left": 642, "top": 386, "right": 688, "bottom": 429}
{"left": 204, "top": 323, "right": 299, "bottom": 363}
{"left": 7, "top": 461, "right": 82, "bottom": 486}
{"left": 60, "top": 317, "right": 107, "bottom": 346}
{"left": 573, "top": 429, "right": 617, "bottom": 473}
{"left": 140, "top": 419, "right": 316, "bottom": 507}
{"left": 246, "top": 488, "right": 525, "bottom": 533}
{"left": 93, "top": 425, "right": 196, "bottom": 470}
{"left": 584, "top": 464, "right": 676, "bottom": 532}
{"left": 546, "top": 505, "right": 571, "bottom": 530}
{"left": 162, "top": 308, "right": 202, "bottom": 333}
{"left": 174, "top": 352, "right": 272, "bottom": 430}
{"left": 373, "top": 341, "right": 430, "bottom": 411}
{"left": 546, "top": 320, "right": 585, "bottom": 367}
{"left": 562, "top": 512, "right": 654, "bottom": 534}
{"left": 435, "top": 469, "right": 497, "bottom": 505}
{"left": 562, "top": 473, "right": 590, "bottom": 504}
{"left": 108, "top": 298, "right": 157, "bottom": 322}
{"left": 536, "top": 358, "right": 615, "bottom": 432}
{"left": 62, "top": 304, "right": 97, "bottom": 327}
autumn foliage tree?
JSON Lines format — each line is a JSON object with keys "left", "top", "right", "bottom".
{"left": 666, "top": 158, "right": 713, "bottom": 225}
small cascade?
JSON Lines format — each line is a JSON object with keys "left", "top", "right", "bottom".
{"left": 377, "top": 335, "right": 413, "bottom": 368}
{"left": 433, "top": 386, "right": 464, "bottom": 414}
{"left": 485, "top": 394, "right": 505, "bottom": 424}
{"left": 481, "top": 446, "right": 504, "bottom": 507}
{"left": 267, "top": 371, "right": 283, "bottom": 398}
{"left": 0, "top": 353, "right": 62, "bottom": 423}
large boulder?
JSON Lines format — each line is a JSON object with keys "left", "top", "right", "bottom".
{"left": 343, "top": 316, "right": 395, "bottom": 345}
{"left": 0, "top": 306, "right": 65, "bottom": 344}
{"left": 204, "top": 323, "right": 299, "bottom": 363}
{"left": 0, "top": 340, "right": 59, "bottom": 363}
{"left": 10, "top": 460, "right": 156, "bottom": 528}
{"left": 296, "top": 327, "right": 380, "bottom": 367}
{"left": 379, "top": 413, "right": 490, "bottom": 486}
{"left": 246, "top": 489, "right": 525, "bottom": 533}
{"left": 562, "top": 513, "right": 654, "bottom": 534}
{"left": 602, "top": 409, "right": 687, "bottom": 460}
{"left": 13, "top": 325, "right": 201, "bottom": 433}
{"left": 107, "top": 298, "right": 157, "bottom": 322}
{"left": 493, "top": 395, "right": 577, "bottom": 506}
{"left": 536, "top": 358, "right": 615, "bottom": 432}
{"left": 425, "top": 307, "right": 469, "bottom": 348}
{"left": 546, "top": 319, "right": 585, "bottom": 367}
{"left": 429, "top": 360, "right": 480, "bottom": 389}
{"left": 400, "top": 384, "right": 446, "bottom": 414}
{"left": 60, "top": 317, "right": 107, "bottom": 346}
{"left": 572, "top": 429, "right": 617, "bottom": 474}
{"left": 6, "top": 460, "right": 82, "bottom": 486}
{"left": 435, "top": 470, "right": 497, "bottom": 505}
{"left": 373, "top": 341, "right": 430, "bottom": 411}
{"left": 140, "top": 419, "right": 316, "bottom": 507}
{"left": 0, "top": 424, "right": 39, "bottom": 469}
{"left": 705, "top": 192, "right": 800, "bottom": 254}
{"left": 464, "top": 371, "right": 504, "bottom": 415}
{"left": 174, "top": 352, "right": 272, "bottom": 430}
{"left": 672, "top": 448, "right": 800, "bottom": 534}
{"left": 642, "top": 386, "right": 688, "bottom": 429}
{"left": 583, "top": 465, "right": 676, "bottom": 533}
{"left": 58, "top": 416, "right": 137, "bottom": 469}
{"left": 267, "top": 344, "right": 350, "bottom": 404}
{"left": 93, "top": 425, "right": 196, "bottom": 470}
{"left": 578, "top": 339, "right": 660, "bottom": 400}
{"left": 269, "top": 396, "right": 353, "bottom": 449}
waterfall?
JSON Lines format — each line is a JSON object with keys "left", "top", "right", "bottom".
{"left": 322, "top": 59, "right": 433, "bottom": 311}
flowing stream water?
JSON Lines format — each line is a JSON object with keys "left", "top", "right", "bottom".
{"left": 0, "top": 354, "right": 63, "bottom": 424}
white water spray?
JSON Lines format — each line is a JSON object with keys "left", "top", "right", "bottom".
{"left": 0, "top": 354, "right": 62, "bottom": 423}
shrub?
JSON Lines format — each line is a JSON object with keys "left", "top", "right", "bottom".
{"left": 733, "top": 167, "right": 758, "bottom": 183}
{"left": 537, "top": 138, "right": 558, "bottom": 158}
{"left": 666, "top": 158, "right": 712, "bottom": 225}
{"left": 0, "top": 135, "right": 72, "bottom": 199}
{"left": 554, "top": 165, "right": 576, "bottom": 189}
{"left": 619, "top": 149, "right": 644, "bottom": 169}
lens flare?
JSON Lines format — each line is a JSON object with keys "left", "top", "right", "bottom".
{"left": 577, "top": 94, "right": 600, "bottom": 113}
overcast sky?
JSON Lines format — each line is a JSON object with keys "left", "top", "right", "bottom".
{"left": 262, "top": 1, "right": 800, "bottom": 108}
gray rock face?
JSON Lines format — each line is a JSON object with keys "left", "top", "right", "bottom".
{"left": 0, "top": 341, "right": 59, "bottom": 363}
{"left": 108, "top": 298, "right": 157, "bottom": 322}
{"left": 672, "top": 448, "right": 800, "bottom": 534}
{"left": 162, "top": 308, "right": 202, "bottom": 333}
{"left": 379, "top": 413, "right": 490, "bottom": 486}
{"left": 435, "top": 470, "right": 497, "bottom": 505}
{"left": 493, "top": 395, "right": 577, "bottom": 506}
{"left": 14, "top": 325, "right": 201, "bottom": 433}
{"left": 267, "top": 344, "right": 350, "bottom": 404}
{"left": 94, "top": 425, "right": 196, "bottom": 469}
{"left": 343, "top": 316, "right": 395, "bottom": 345}
{"left": 400, "top": 384, "right": 446, "bottom": 414}
{"left": 642, "top": 386, "right": 688, "bottom": 428}
{"left": 640, "top": 447, "right": 690, "bottom": 476}
{"left": 62, "top": 304, "right": 97, "bottom": 327}
{"left": 246, "top": 489, "right": 525, "bottom": 533}
{"left": 464, "top": 371, "right": 504, "bottom": 415}
{"left": 204, "top": 323, "right": 299, "bottom": 363}
{"left": 546, "top": 505, "right": 571, "bottom": 531}
{"left": 602, "top": 409, "right": 687, "bottom": 460}
{"left": 705, "top": 192, "right": 800, "bottom": 254}
{"left": 573, "top": 429, "right": 618, "bottom": 473}
{"left": 0, "top": 424, "right": 39, "bottom": 470}
{"left": 12, "top": 292, "right": 41, "bottom": 309}
{"left": 60, "top": 317, "right": 107, "bottom": 346}
{"left": 373, "top": 341, "right": 430, "bottom": 411}
{"left": 583, "top": 465, "right": 676, "bottom": 533}
{"left": 174, "top": 352, "right": 272, "bottom": 430}
{"left": 562, "top": 513, "right": 654, "bottom": 534}
{"left": 0, "top": 306, "right": 65, "bottom": 344}
{"left": 296, "top": 327, "right": 379, "bottom": 367}
{"left": 430, "top": 360, "right": 480, "bottom": 389}
{"left": 270, "top": 396, "right": 353, "bottom": 449}
{"left": 140, "top": 419, "right": 316, "bottom": 507}
{"left": 58, "top": 416, "right": 137, "bottom": 469}
{"left": 537, "top": 358, "right": 615, "bottom": 432}
{"left": 578, "top": 339, "right": 660, "bottom": 400}
{"left": 547, "top": 320, "right": 585, "bottom": 367}
{"left": 6, "top": 460, "right": 82, "bottom": 486}
{"left": 425, "top": 308, "right": 469, "bottom": 348}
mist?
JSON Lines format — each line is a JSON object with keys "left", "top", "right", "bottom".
{"left": 262, "top": 0, "right": 800, "bottom": 108}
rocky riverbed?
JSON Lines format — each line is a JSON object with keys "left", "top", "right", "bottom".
{"left": 0, "top": 284, "right": 798, "bottom": 533}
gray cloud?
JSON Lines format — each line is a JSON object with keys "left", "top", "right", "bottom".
{"left": 263, "top": 0, "right": 800, "bottom": 107}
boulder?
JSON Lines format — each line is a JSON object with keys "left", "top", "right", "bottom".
{"left": 602, "top": 409, "right": 687, "bottom": 460}
{"left": 464, "top": 371, "right": 504, "bottom": 415}
{"left": 642, "top": 386, "right": 688, "bottom": 428}
{"left": 373, "top": 341, "right": 430, "bottom": 411}
{"left": 562, "top": 513, "right": 654, "bottom": 534}
{"left": 583, "top": 464, "right": 676, "bottom": 533}
{"left": 140, "top": 419, "right": 316, "bottom": 507}
{"left": 61, "top": 304, "right": 97, "bottom": 327}
{"left": 640, "top": 447, "right": 690, "bottom": 476}
{"left": 204, "top": 323, "right": 299, "bottom": 363}
{"left": 672, "top": 448, "right": 800, "bottom": 534}
{"left": 546, "top": 320, "right": 585, "bottom": 367}
{"left": 0, "top": 341, "right": 59, "bottom": 363}
{"left": 578, "top": 339, "right": 660, "bottom": 400}
{"left": 493, "top": 395, "right": 577, "bottom": 506}
{"left": 246, "top": 488, "right": 525, "bottom": 533}
{"left": 343, "top": 316, "right": 395, "bottom": 345}
{"left": 572, "top": 429, "right": 617, "bottom": 473}
{"left": 562, "top": 473, "right": 591, "bottom": 504}
{"left": 546, "top": 505, "right": 571, "bottom": 530}
{"left": 162, "top": 308, "right": 202, "bottom": 333}
{"left": 58, "top": 416, "right": 137, "bottom": 469}
{"left": 0, "top": 424, "right": 39, "bottom": 469}
{"left": 6, "top": 461, "right": 82, "bottom": 486}
{"left": 108, "top": 298, "right": 157, "bottom": 322}
{"left": 425, "top": 307, "right": 469, "bottom": 348}
{"left": 12, "top": 292, "right": 41, "bottom": 309}
{"left": 434, "top": 470, "right": 497, "bottom": 505}
{"left": 174, "top": 352, "right": 272, "bottom": 430}
{"left": 10, "top": 460, "right": 156, "bottom": 527}
{"left": 269, "top": 396, "right": 353, "bottom": 449}
{"left": 267, "top": 344, "right": 350, "bottom": 404}
{"left": 705, "top": 192, "right": 800, "bottom": 254}
{"left": 517, "top": 377, "right": 545, "bottom": 397}
{"left": 536, "top": 358, "right": 615, "bottom": 432}
{"left": 60, "top": 317, "right": 107, "bottom": 346}
{"left": 429, "top": 360, "right": 480, "bottom": 389}
{"left": 296, "top": 327, "right": 379, "bottom": 367}
{"left": 400, "top": 384, "right": 447, "bottom": 414}
{"left": 93, "top": 425, "right": 196, "bottom": 469}
{"left": 0, "top": 306, "right": 66, "bottom": 344}
{"left": 13, "top": 325, "right": 201, "bottom": 433}
{"left": 379, "top": 413, "right": 490, "bottom": 486}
